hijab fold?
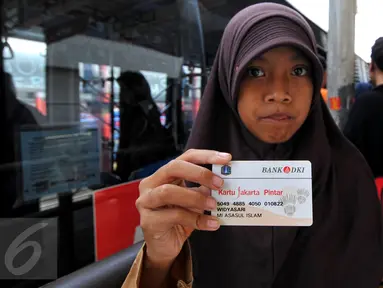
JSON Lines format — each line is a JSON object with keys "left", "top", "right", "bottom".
{"left": 186, "top": 3, "right": 383, "bottom": 288}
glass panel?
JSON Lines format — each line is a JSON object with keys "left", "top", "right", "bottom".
{"left": 1, "top": 0, "right": 205, "bottom": 285}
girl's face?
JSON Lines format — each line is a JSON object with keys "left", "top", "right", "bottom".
{"left": 237, "top": 46, "right": 314, "bottom": 144}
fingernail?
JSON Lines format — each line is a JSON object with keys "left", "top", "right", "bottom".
{"left": 212, "top": 175, "right": 224, "bottom": 188}
{"left": 207, "top": 219, "right": 219, "bottom": 229}
{"left": 217, "top": 152, "right": 230, "bottom": 158}
{"left": 205, "top": 197, "right": 216, "bottom": 210}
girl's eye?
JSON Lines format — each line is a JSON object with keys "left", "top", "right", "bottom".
{"left": 292, "top": 66, "right": 309, "bottom": 76}
{"left": 247, "top": 67, "right": 265, "bottom": 78}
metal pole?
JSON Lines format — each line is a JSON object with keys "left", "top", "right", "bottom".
{"left": 327, "top": 0, "right": 357, "bottom": 129}
{"left": 57, "top": 192, "right": 75, "bottom": 277}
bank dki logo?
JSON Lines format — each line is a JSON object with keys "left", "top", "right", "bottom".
{"left": 283, "top": 166, "right": 291, "bottom": 173}
{"left": 221, "top": 164, "right": 231, "bottom": 176}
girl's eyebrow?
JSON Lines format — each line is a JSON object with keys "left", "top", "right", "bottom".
{"left": 248, "top": 51, "right": 309, "bottom": 65}
{"left": 248, "top": 55, "right": 266, "bottom": 64}
{"left": 290, "top": 51, "right": 308, "bottom": 62}
{"left": 253, "top": 55, "right": 264, "bottom": 60}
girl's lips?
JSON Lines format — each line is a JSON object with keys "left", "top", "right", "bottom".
{"left": 260, "top": 113, "right": 294, "bottom": 122}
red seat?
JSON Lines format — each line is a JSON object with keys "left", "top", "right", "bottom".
{"left": 375, "top": 177, "right": 383, "bottom": 201}
{"left": 93, "top": 180, "right": 141, "bottom": 261}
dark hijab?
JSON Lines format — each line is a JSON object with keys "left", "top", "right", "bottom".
{"left": 186, "top": 3, "right": 383, "bottom": 288}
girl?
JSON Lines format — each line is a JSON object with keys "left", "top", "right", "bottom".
{"left": 124, "top": 3, "right": 383, "bottom": 287}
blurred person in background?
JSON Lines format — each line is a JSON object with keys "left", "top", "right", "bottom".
{"left": 1, "top": 72, "right": 42, "bottom": 215}
{"left": 116, "top": 71, "right": 177, "bottom": 182}
{"left": 344, "top": 37, "right": 383, "bottom": 178}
